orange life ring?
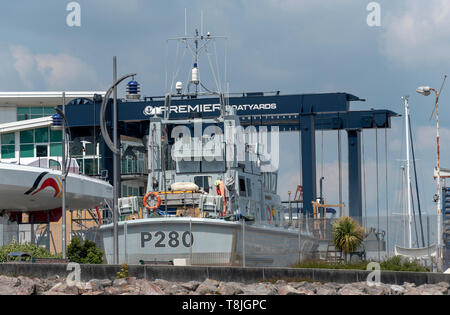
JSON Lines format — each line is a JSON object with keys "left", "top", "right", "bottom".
{"left": 143, "top": 191, "right": 161, "bottom": 212}
{"left": 266, "top": 205, "right": 272, "bottom": 223}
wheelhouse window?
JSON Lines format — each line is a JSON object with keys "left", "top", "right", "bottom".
{"left": 239, "top": 176, "right": 247, "bottom": 196}
{"left": 246, "top": 178, "right": 252, "bottom": 197}
{"left": 194, "top": 176, "right": 212, "bottom": 193}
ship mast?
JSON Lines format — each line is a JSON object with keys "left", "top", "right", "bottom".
{"left": 403, "top": 96, "right": 413, "bottom": 248}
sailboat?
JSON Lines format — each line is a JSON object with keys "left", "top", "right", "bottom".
{"left": 394, "top": 96, "right": 436, "bottom": 264}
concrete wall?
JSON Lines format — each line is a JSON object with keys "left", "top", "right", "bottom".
{"left": 0, "top": 263, "right": 449, "bottom": 285}
{"left": 0, "top": 106, "right": 16, "bottom": 124}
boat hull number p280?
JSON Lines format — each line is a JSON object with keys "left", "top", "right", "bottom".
{"left": 140, "top": 231, "right": 194, "bottom": 248}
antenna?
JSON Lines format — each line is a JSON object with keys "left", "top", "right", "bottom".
{"left": 185, "top": 8, "right": 187, "bottom": 37}
{"left": 201, "top": 10, "right": 204, "bottom": 37}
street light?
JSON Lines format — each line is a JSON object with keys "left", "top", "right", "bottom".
{"left": 99, "top": 56, "right": 136, "bottom": 264}
{"left": 416, "top": 75, "right": 447, "bottom": 272}
{"left": 54, "top": 92, "right": 69, "bottom": 259}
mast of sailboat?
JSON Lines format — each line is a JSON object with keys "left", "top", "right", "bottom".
{"left": 403, "top": 96, "right": 413, "bottom": 249}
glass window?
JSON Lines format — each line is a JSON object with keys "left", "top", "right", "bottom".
{"left": 20, "top": 144, "right": 34, "bottom": 158}
{"left": 17, "top": 107, "right": 30, "bottom": 115}
{"left": 20, "top": 130, "right": 34, "bottom": 144}
{"left": 17, "top": 107, "right": 30, "bottom": 121}
{"left": 76, "top": 159, "right": 84, "bottom": 174}
{"left": 271, "top": 174, "right": 277, "bottom": 192}
{"left": 35, "top": 127, "right": 49, "bottom": 143}
{"left": 43, "top": 107, "right": 56, "bottom": 116}
{"left": 239, "top": 177, "right": 246, "bottom": 196}
{"left": 121, "top": 184, "right": 128, "bottom": 197}
{"left": 84, "top": 158, "right": 94, "bottom": 175}
{"left": 50, "top": 143, "right": 62, "bottom": 156}
{"left": 30, "top": 107, "right": 44, "bottom": 119}
{"left": 85, "top": 142, "right": 95, "bottom": 155}
{"left": 1, "top": 133, "right": 15, "bottom": 145}
{"left": 49, "top": 159, "right": 61, "bottom": 170}
{"left": 50, "top": 129, "right": 62, "bottom": 143}
{"left": 36, "top": 145, "right": 48, "bottom": 157}
{"left": 246, "top": 178, "right": 252, "bottom": 197}
{"left": 194, "top": 176, "right": 212, "bottom": 193}
{"left": 1, "top": 145, "right": 15, "bottom": 159}
{"left": 31, "top": 107, "right": 43, "bottom": 115}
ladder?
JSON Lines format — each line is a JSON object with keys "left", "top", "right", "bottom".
{"left": 325, "top": 243, "right": 343, "bottom": 263}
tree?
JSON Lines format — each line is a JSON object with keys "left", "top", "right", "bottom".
{"left": 332, "top": 217, "right": 365, "bottom": 263}
{"left": 67, "top": 238, "right": 103, "bottom": 264}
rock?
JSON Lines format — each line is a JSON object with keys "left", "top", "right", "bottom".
{"left": 126, "top": 277, "right": 137, "bottom": 286}
{"left": 363, "top": 283, "right": 390, "bottom": 295}
{"left": 153, "top": 279, "right": 172, "bottom": 291}
{"left": 291, "top": 281, "right": 316, "bottom": 292}
{"left": 242, "top": 283, "right": 277, "bottom": 295}
{"left": 136, "top": 279, "right": 165, "bottom": 295}
{"left": 338, "top": 284, "right": 367, "bottom": 295}
{"left": 278, "top": 285, "right": 314, "bottom": 295}
{"left": 315, "top": 287, "right": 336, "bottom": 295}
{"left": 15, "top": 277, "right": 36, "bottom": 295}
{"left": 275, "top": 280, "right": 287, "bottom": 286}
{"left": 164, "top": 283, "right": 189, "bottom": 295}
{"left": 435, "top": 282, "right": 450, "bottom": 289}
{"left": 104, "top": 286, "right": 121, "bottom": 295}
{"left": 195, "top": 279, "right": 219, "bottom": 295}
{"left": 416, "top": 284, "right": 446, "bottom": 295}
{"left": 217, "top": 282, "right": 244, "bottom": 295}
{"left": 0, "top": 275, "right": 36, "bottom": 295}
{"left": 390, "top": 285, "right": 406, "bottom": 295}
{"left": 404, "top": 287, "right": 421, "bottom": 295}
{"left": 322, "top": 282, "right": 344, "bottom": 291}
{"left": 113, "top": 278, "right": 128, "bottom": 288}
{"left": 88, "top": 279, "right": 112, "bottom": 291}
{"left": 82, "top": 291, "right": 104, "bottom": 295}
{"left": 47, "top": 282, "right": 80, "bottom": 295}
{"left": 180, "top": 281, "right": 200, "bottom": 292}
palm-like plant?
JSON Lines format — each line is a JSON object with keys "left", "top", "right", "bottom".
{"left": 332, "top": 217, "right": 365, "bottom": 263}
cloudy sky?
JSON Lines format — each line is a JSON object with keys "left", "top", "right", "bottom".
{"left": 1, "top": 0, "right": 450, "bottom": 224}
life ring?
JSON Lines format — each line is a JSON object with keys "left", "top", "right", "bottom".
{"left": 266, "top": 205, "right": 272, "bottom": 223}
{"left": 143, "top": 191, "right": 161, "bottom": 212}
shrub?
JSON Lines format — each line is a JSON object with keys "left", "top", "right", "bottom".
{"left": 380, "top": 256, "right": 429, "bottom": 272}
{"left": 116, "top": 263, "right": 129, "bottom": 279}
{"left": 0, "top": 241, "right": 59, "bottom": 262}
{"left": 291, "top": 256, "right": 429, "bottom": 272}
{"left": 67, "top": 237, "right": 103, "bottom": 264}
{"left": 332, "top": 216, "right": 365, "bottom": 262}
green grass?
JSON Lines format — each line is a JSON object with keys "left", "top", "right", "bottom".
{"left": 291, "top": 256, "right": 430, "bottom": 272}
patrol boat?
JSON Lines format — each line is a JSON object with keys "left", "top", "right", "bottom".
{"left": 100, "top": 29, "right": 319, "bottom": 267}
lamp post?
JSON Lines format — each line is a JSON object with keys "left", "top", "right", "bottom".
{"left": 99, "top": 56, "right": 136, "bottom": 264}
{"left": 54, "top": 92, "right": 68, "bottom": 259}
{"left": 416, "top": 76, "right": 447, "bottom": 272}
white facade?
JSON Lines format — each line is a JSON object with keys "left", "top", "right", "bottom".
{"left": 0, "top": 91, "right": 105, "bottom": 245}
